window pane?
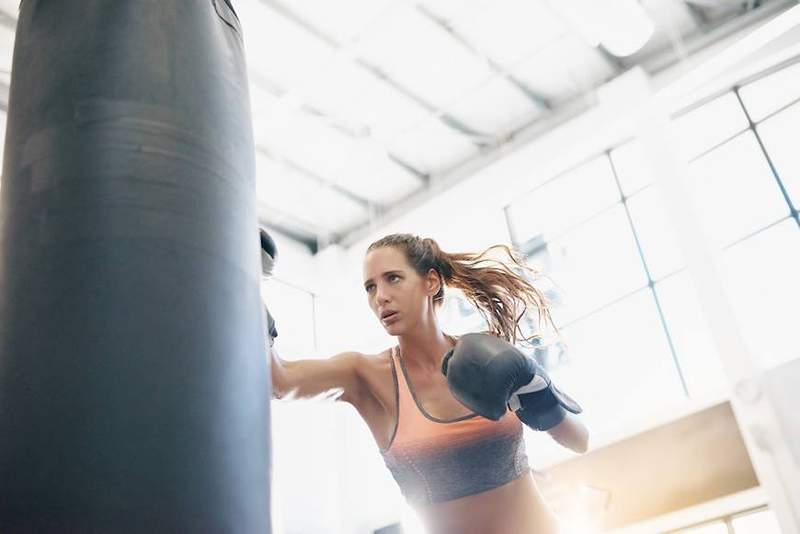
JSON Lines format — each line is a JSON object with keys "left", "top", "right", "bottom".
{"left": 508, "top": 156, "right": 620, "bottom": 243}
{"left": 731, "top": 508, "right": 782, "bottom": 534}
{"left": 262, "top": 279, "right": 316, "bottom": 360}
{"left": 553, "top": 289, "right": 685, "bottom": 439}
{"left": 676, "top": 521, "right": 729, "bottom": 534}
{"left": 739, "top": 60, "right": 800, "bottom": 122}
{"left": 438, "top": 290, "right": 489, "bottom": 335}
{"left": 527, "top": 205, "right": 648, "bottom": 323}
{"left": 722, "top": 219, "right": 800, "bottom": 369}
{"left": 611, "top": 139, "right": 655, "bottom": 196}
{"left": 688, "top": 131, "right": 790, "bottom": 247}
{"left": 757, "top": 101, "right": 800, "bottom": 206}
{"left": 627, "top": 185, "right": 686, "bottom": 280}
{"left": 673, "top": 92, "right": 749, "bottom": 161}
{"left": 655, "top": 272, "right": 728, "bottom": 400}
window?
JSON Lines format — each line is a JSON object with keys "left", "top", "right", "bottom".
{"left": 610, "top": 139, "right": 655, "bottom": 196}
{"left": 675, "top": 522, "right": 728, "bottom": 534}
{"left": 722, "top": 218, "right": 800, "bottom": 369}
{"left": 654, "top": 273, "right": 727, "bottom": 399}
{"left": 686, "top": 131, "right": 789, "bottom": 248}
{"left": 438, "top": 290, "right": 489, "bottom": 336}
{"left": 666, "top": 506, "right": 780, "bottom": 534}
{"left": 554, "top": 289, "right": 686, "bottom": 436}
{"left": 505, "top": 59, "right": 800, "bottom": 441}
{"left": 507, "top": 156, "right": 620, "bottom": 244}
{"left": 527, "top": 204, "right": 647, "bottom": 324}
{"left": 738, "top": 60, "right": 800, "bottom": 122}
{"left": 757, "top": 101, "right": 800, "bottom": 207}
{"left": 626, "top": 185, "right": 686, "bottom": 280}
{"left": 730, "top": 508, "right": 782, "bottom": 533}
{"left": 673, "top": 92, "right": 748, "bottom": 161}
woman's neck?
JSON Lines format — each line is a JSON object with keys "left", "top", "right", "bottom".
{"left": 397, "top": 321, "right": 454, "bottom": 374}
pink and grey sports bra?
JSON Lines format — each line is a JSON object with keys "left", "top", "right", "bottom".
{"left": 379, "top": 347, "right": 530, "bottom": 505}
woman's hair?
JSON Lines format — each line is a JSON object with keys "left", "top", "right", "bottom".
{"left": 367, "top": 233, "right": 555, "bottom": 344}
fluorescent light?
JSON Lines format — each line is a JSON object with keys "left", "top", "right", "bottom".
{"left": 553, "top": 0, "right": 655, "bottom": 57}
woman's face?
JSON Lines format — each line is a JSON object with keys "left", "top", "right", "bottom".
{"left": 362, "top": 246, "right": 439, "bottom": 336}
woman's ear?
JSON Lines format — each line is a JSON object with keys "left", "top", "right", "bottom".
{"left": 426, "top": 268, "right": 442, "bottom": 296}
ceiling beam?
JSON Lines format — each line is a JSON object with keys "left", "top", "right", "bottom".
{"left": 256, "top": 0, "right": 483, "bottom": 149}
{"left": 684, "top": 1, "right": 712, "bottom": 30}
{"left": 335, "top": 0, "right": 797, "bottom": 249}
{"left": 349, "top": 57, "right": 485, "bottom": 140}
{"left": 641, "top": 0, "right": 794, "bottom": 74}
{"left": 596, "top": 44, "right": 628, "bottom": 73}
{"left": 256, "top": 204, "right": 323, "bottom": 253}
{"left": 336, "top": 96, "right": 593, "bottom": 249}
{"left": 415, "top": 4, "right": 553, "bottom": 111}
{"left": 0, "top": 8, "right": 16, "bottom": 30}
{"left": 388, "top": 153, "right": 429, "bottom": 182}
{"left": 256, "top": 145, "right": 379, "bottom": 213}
{"left": 0, "top": 79, "right": 8, "bottom": 111}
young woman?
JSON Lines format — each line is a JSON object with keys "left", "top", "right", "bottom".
{"left": 268, "top": 233, "right": 589, "bottom": 534}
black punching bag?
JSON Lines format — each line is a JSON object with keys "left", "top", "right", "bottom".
{"left": 0, "top": 1, "right": 271, "bottom": 532}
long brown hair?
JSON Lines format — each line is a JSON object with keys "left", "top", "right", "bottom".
{"left": 367, "top": 234, "right": 555, "bottom": 344}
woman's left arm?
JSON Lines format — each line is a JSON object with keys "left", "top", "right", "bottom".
{"left": 547, "top": 413, "right": 589, "bottom": 453}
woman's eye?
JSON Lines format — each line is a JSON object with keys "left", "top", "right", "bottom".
{"left": 365, "top": 284, "right": 375, "bottom": 293}
{"left": 389, "top": 274, "right": 400, "bottom": 282}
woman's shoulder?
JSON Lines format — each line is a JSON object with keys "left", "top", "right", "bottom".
{"left": 351, "top": 347, "right": 394, "bottom": 380}
{"left": 361, "top": 347, "right": 394, "bottom": 366}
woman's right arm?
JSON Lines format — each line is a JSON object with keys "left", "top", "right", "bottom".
{"left": 269, "top": 347, "right": 366, "bottom": 405}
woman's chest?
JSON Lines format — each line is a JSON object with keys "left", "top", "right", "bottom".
{"left": 357, "top": 356, "right": 473, "bottom": 448}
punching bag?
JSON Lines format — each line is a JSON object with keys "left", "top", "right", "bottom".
{"left": 0, "top": 1, "right": 271, "bottom": 532}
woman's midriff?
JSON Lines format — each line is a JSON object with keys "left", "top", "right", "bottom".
{"left": 413, "top": 471, "right": 560, "bottom": 534}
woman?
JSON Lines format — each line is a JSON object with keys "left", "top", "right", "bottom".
{"left": 269, "top": 233, "right": 589, "bottom": 534}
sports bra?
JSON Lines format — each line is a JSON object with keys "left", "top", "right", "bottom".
{"left": 379, "top": 346, "right": 530, "bottom": 505}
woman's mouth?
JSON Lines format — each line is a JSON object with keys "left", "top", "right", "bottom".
{"left": 381, "top": 311, "right": 399, "bottom": 325}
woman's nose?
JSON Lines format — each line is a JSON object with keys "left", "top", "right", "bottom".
{"left": 375, "top": 285, "right": 391, "bottom": 304}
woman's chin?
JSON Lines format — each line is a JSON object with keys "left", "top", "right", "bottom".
{"left": 382, "top": 322, "right": 403, "bottom": 336}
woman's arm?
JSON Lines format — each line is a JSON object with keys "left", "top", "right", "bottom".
{"left": 547, "top": 413, "right": 589, "bottom": 454}
{"left": 270, "top": 347, "right": 366, "bottom": 405}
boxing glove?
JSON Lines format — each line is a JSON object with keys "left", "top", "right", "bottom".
{"left": 260, "top": 228, "right": 277, "bottom": 279}
{"left": 260, "top": 228, "right": 278, "bottom": 345}
{"left": 442, "top": 333, "right": 581, "bottom": 431}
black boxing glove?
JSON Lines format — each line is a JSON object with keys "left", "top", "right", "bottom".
{"left": 442, "top": 333, "right": 582, "bottom": 431}
{"left": 260, "top": 228, "right": 277, "bottom": 279}
{"left": 260, "top": 228, "right": 278, "bottom": 345}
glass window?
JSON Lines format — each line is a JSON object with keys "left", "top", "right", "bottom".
{"left": 553, "top": 289, "right": 685, "bottom": 438}
{"left": 731, "top": 508, "right": 782, "bottom": 533}
{"left": 438, "top": 290, "right": 489, "bottom": 336}
{"left": 673, "top": 92, "right": 749, "bottom": 161}
{"left": 626, "top": 185, "right": 686, "bottom": 280}
{"left": 675, "top": 521, "right": 729, "bottom": 534}
{"left": 687, "top": 131, "right": 790, "bottom": 247}
{"left": 739, "top": 60, "right": 800, "bottom": 122}
{"left": 757, "top": 101, "right": 800, "bottom": 207}
{"left": 611, "top": 139, "right": 655, "bottom": 196}
{"left": 654, "top": 272, "right": 728, "bottom": 400}
{"left": 526, "top": 204, "right": 648, "bottom": 324}
{"left": 262, "top": 279, "right": 316, "bottom": 360}
{"left": 722, "top": 218, "right": 800, "bottom": 369}
{"left": 508, "top": 156, "right": 620, "bottom": 243}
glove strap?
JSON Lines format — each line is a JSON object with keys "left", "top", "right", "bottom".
{"left": 508, "top": 374, "right": 549, "bottom": 411}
